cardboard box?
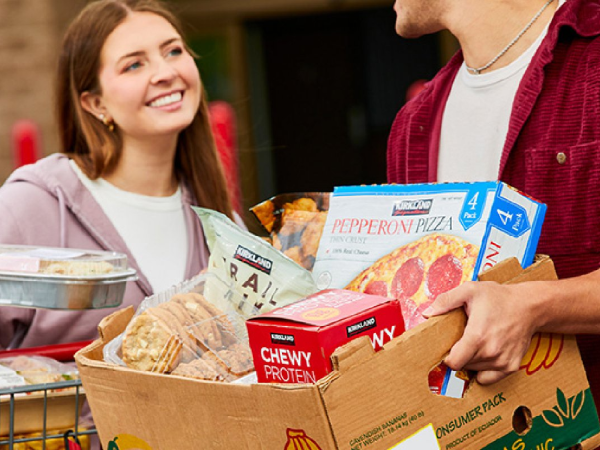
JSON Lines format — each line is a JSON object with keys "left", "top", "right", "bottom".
{"left": 313, "top": 182, "right": 546, "bottom": 290}
{"left": 76, "top": 256, "right": 600, "bottom": 449}
{"left": 0, "top": 390, "right": 86, "bottom": 437}
{"left": 246, "top": 289, "right": 404, "bottom": 384}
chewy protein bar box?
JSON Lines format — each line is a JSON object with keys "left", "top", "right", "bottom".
{"left": 246, "top": 289, "right": 404, "bottom": 384}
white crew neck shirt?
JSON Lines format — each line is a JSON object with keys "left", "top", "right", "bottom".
{"left": 70, "top": 160, "right": 188, "bottom": 293}
{"left": 437, "top": 0, "right": 565, "bottom": 182}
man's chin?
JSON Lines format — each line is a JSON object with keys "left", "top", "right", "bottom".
{"left": 395, "top": 20, "right": 438, "bottom": 39}
{"left": 395, "top": 24, "right": 423, "bottom": 39}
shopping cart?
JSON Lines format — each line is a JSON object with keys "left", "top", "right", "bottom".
{"left": 0, "top": 342, "right": 97, "bottom": 450}
{"left": 0, "top": 245, "right": 135, "bottom": 449}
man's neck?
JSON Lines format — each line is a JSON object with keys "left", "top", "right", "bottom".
{"left": 449, "top": 0, "right": 558, "bottom": 74}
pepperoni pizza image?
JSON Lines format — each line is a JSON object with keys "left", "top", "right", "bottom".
{"left": 345, "top": 233, "right": 479, "bottom": 330}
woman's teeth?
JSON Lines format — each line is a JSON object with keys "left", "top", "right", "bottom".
{"left": 149, "top": 92, "right": 182, "bottom": 107}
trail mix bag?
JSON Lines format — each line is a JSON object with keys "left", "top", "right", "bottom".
{"left": 194, "top": 207, "right": 319, "bottom": 318}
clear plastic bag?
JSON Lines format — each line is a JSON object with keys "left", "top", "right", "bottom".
{"left": 0, "top": 355, "right": 79, "bottom": 387}
{"left": 103, "top": 273, "right": 254, "bottom": 383}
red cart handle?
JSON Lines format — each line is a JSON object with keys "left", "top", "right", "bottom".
{"left": 0, "top": 340, "right": 93, "bottom": 362}
{"left": 64, "top": 430, "right": 82, "bottom": 450}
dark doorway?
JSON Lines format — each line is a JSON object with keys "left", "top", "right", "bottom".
{"left": 248, "top": 8, "right": 441, "bottom": 196}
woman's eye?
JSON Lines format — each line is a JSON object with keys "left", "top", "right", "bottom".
{"left": 124, "top": 61, "right": 141, "bottom": 72}
{"left": 167, "top": 47, "right": 183, "bottom": 57}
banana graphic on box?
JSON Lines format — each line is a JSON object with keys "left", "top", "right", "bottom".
{"left": 284, "top": 429, "right": 323, "bottom": 450}
{"left": 107, "top": 434, "right": 152, "bottom": 450}
{"left": 520, "top": 332, "right": 564, "bottom": 375}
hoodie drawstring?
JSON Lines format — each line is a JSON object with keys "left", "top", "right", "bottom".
{"left": 56, "top": 188, "right": 67, "bottom": 247}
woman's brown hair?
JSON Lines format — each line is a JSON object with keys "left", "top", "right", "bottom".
{"left": 56, "top": 0, "right": 234, "bottom": 219}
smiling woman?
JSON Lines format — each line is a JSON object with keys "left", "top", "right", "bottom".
{"left": 0, "top": 0, "right": 239, "bottom": 352}
{"left": 79, "top": 12, "right": 202, "bottom": 145}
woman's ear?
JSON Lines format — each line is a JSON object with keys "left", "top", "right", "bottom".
{"left": 80, "top": 91, "right": 107, "bottom": 120}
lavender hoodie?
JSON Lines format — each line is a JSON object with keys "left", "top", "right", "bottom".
{"left": 0, "top": 154, "right": 210, "bottom": 350}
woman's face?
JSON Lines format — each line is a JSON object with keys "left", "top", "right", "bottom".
{"left": 83, "top": 12, "right": 201, "bottom": 140}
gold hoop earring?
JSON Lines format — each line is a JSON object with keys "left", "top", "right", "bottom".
{"left": 98, "top": 114, "right": 115, "bottom": 132}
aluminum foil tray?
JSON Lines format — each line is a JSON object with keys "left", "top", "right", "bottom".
{"left": 0, "top": 245, "right": 137, "bottom": 309}
{"left": 0, "top": 270, "right": 137, "bottom": 309}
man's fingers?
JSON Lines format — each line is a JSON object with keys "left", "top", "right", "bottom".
{"left": 477, "top": 370, "right": 510, "bottom": 385}
{"left": 422, "top": 282, "right": 475, "bottom": 318}
{"left": 444, "top": 333, "right": 479, "bottom": 371}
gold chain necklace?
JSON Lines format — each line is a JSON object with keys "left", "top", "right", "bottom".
{"left": 465, "top": 0, "right": 556, "bottom": 75}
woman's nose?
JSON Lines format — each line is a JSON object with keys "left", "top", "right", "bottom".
{"left": 150, "top": 59, "right": 177, "bottom": 84}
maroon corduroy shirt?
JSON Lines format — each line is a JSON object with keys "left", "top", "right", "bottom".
{"left": 387, "top": 0, "right": 600, "bottom": 414}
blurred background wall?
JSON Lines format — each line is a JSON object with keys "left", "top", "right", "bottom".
{"left": 0, "top": 0, "right": 458, "bottom": 219}
{"left": 0, "top": 0, "right": 86, "bottom": 181}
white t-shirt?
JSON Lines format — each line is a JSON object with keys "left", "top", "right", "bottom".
{"left": 70, "top": 160, "right": 188, "bottom": 293}
{"left": 437, "top": 0, "right": 565, "bottom": 182}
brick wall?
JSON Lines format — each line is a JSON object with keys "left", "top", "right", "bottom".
{"left": 0, "top": 0, "right": 84, "bottom": 182}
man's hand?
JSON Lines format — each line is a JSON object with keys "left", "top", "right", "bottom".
{"left": 423, "top": 281, "right": 539, "bottom": 385}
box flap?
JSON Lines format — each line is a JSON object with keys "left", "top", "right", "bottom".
{"left": 328, "top": 309, "right": 465, "bottom": 377}
{"left": 329, "top": 336, "right": 376, "bottom": 373}
{"left": 75, "top": 306, "right": 134, "bottom": 369}
{"left": 506, "top": 254, "right": 557, "bottom": 284}
{"left": 477, "top": 257, "right": 523, "bottom": 283}
{"left": 98, "top": 306, "right": 134, "bottom": 342}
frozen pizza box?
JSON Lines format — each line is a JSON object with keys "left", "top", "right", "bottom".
{"left": 246, "top": 289, "right": 404, "bottom": 384}
{"left": 312, "top": 182, "right": 546, "bottom": 301}
{"left": 75, "top": 255, "right": 600, "bottom": 449}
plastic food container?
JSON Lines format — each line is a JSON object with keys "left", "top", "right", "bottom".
{"left": 103, "top": 273, "right": 255, "bottom": 383}
{"left": 0, "top": 245, "right": 137, "bottom": 309}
